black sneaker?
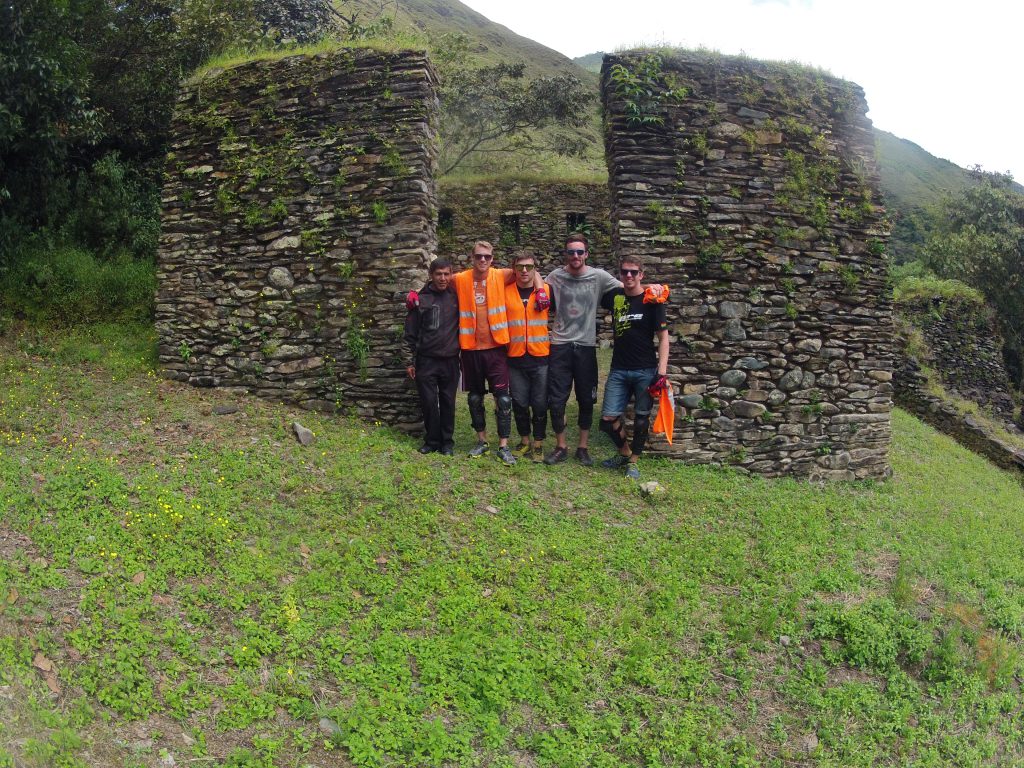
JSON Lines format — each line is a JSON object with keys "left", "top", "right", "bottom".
{"left": 468, "top": 440, "right": 489, "bottom": 458}
{"left": 575, "top": 447, "right": 594, "bottom": 466}
{"left": 543, "top": 447, "right": 569, "bottom": 465}
{"left": 625, "top": 463, "right": 641, "bottom": 480}
{"left": 601, "top": 454, "right": 631, "bottom": 469}
{"left": 418, "top": 444, "right": 438, "bottom": 454}
{"left": 440, "top": 446, "right": 454, "bottom": 456}
{"left": 496, "top": 445, "right": 517, "bottom": 466}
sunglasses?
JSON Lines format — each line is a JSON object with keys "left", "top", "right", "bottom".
{"left": 565, "top": 248, "right": 586, "bottom": 256}
{"left": 620, "top": 268, "right": 641, "bottom": 277}
{"left": 472, "top": 252, "right": 493, "bottom": 260}
{"left": 515, "top": 264, "right": 535, "bottom": 271}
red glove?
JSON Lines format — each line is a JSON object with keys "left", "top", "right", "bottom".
{"left": 534, "top": 287, "right": 550, "bottom": 311}
{"left": 405, "top": 290, "right": 420, "bottom": 310}
{"left": 643, "top": 284, "right": 670, "bottom": 304}
{"left": 647, "top": 375, "right": 668, "bottom": 396}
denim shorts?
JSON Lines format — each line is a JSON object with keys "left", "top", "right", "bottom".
{"left": 601, "top": 367, "right": 657, "bottom": 417}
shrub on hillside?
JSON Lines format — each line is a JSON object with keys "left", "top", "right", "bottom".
{"left": 0, "top": 241, "right": 155, "bottom": 324}
{"left": 61, "top": 152, "right": 161, "bottom": 261}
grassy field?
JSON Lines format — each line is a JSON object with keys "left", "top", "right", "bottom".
{"left": 2, "top": 323, "right": 1024, "bottom": 768}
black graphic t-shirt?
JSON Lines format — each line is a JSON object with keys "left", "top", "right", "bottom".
{"left": 600, "top": 288, "right": 667, "bottom": 370}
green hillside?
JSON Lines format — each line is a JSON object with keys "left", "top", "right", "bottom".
{"left": 874, "top": 130, "right": 974, "bottom": 207}
{"left": 874, "top": 130, "right": 975, "bottom": 262}
{"left": 338, "top": 0, "right": 597, "bottom": 83}
{"left": 572, "top": 51, "right": 606, "bottom": 73}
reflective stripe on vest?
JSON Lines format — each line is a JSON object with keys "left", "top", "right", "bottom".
{"left": 504, "top": 281, "right": 551, "bottom": 358}
{"left": 453, "top": 268, "right": 510, "bottom": 349}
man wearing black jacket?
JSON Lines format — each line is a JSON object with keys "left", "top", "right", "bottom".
{"left": 404, "top": 258, "right": 460, "bottom": 455}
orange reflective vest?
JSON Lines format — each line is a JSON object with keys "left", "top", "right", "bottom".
{"left": 453, "top": 268, "right": 510, "bottom": 350}
{"left": 504, "top": 282, "right": 551, "bottom": 358}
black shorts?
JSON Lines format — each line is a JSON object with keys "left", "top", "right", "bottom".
{"left": 546, "top": 343, "right": 598, "bottom": 410}
{"left": 461, "top": 347, "right": 510, "bottom": 394}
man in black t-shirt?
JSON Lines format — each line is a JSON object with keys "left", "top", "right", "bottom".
{"left": 598, "top": 256, "right": 670, "bottom": 480}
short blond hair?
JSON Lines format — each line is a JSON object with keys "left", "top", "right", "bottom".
{"left": 472, "top": 240, "right": 493, "bottom": 254}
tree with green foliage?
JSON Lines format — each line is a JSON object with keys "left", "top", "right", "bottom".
{"left": 434, "top": 38, "right": 594, "bottom": 176}
{"left": 925, "top": 169, "right": 1024, "bottom": 386}
{"left": 0, "top": 0, "right": 100, "bottom": 246}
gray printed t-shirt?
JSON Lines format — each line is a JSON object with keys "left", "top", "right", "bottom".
{"left": 545, "top": 266, "right": 620, "bottom": 346}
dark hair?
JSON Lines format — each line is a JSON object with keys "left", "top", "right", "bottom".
{"left": 512, "top": 250, "right": 537, "bottom": 266}
{"left": 619, "top": 255, "right": 644, "bottom": 272}
{"left": 564, "top": 232, "right": 589, "bottom": 251}
{"left": 429, "top": 257, "right": 452, "bottom": 273}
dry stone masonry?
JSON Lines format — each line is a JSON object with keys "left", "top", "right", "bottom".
{"left": 894, "top": 297, "right": 1024, "bottom": 473}
{"left": 602, "top": 50, "right": 893, "bottom": 480}
{"left": 156, "top": 48, "right": 438, "bottom": 426}
{"left": 437, "top": 180, "right": 611, "bottom": 271}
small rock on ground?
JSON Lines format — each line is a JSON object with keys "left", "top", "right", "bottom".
{"left": 292, "top": 422, "right": 314, "bottom": 446}
{"left": 639, "top": 481, "right": 665, "bottom": 498}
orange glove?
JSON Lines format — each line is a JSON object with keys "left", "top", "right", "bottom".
{"left": 643, "top": 284, "right": 670, "bottom": 304}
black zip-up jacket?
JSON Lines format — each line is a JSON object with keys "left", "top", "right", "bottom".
{"left": 403, "top": 283, "right": 460, "bottom": 365}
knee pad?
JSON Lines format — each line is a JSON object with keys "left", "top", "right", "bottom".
{"left": 550, "top": 406, "right": 566, "bottom": 435}
{"left": 600, "top": 418, "right": 626, "bottom": 448}
{"left": 631, "top": 413, "right": 651, "bottom": 457}
{"left": 577, "top": 401, "right": 594, "bottom": 431}
{"left": 495, "top": 393, "right": 513, "bottom": 438}
{"left": 467, "top": 391, "right": 486, "bottom": 432}
{"left": 495, "top": 392, "right": 512, "bottom": 415}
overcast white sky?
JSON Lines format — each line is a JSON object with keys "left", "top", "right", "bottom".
{"left": 461, "top": 0, "right": 1022, "bottom": 181}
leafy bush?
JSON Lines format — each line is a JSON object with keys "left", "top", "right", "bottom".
{"left": 0, "top": 241, "right": 155, "bottom": 324}
{"left": 813, "top": 598, "right": 930, "bottom": 673}
{"left": 60, "top": 153, "right": 161, "bottom": 261}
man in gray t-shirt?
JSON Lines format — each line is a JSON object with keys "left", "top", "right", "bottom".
{"left": 542, "top": 233, "right": 621, "bottom": 466}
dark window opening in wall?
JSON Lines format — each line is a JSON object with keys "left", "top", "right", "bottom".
{"left": 438, "top": 208, "right": 454, "bottom": 236}
{"left": 499, "top": 214, "right": 521, "bottom": 246}
{"left": 566, "top": 212, "right": 587, "bottom": 232}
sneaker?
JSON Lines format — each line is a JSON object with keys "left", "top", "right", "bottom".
{"left": 497, "top": 445, "right": 517, "bottom": 466}
{"left": 512, "top": 441, "right": 532, "bottom": 457}
{"left": 440, "top": 446, "right": 454, "bottom": 456}
{"left": 468, "top": 440, "right": 489, "bottom": 458}
{"left": 601, "top": 454, "right": 631, "bottom": 469}
{"left": 575, "top": 447, "right": 594, "bottom": 467}
{"left": 531, "top": 445, "right": 544, "bottom": 463}
{"left": 543, "top": 446, "right": 569, "bottom": 465}
{"left": 417, "top": 444, "right": 438, "bottom": 454}
{"left": 625, "top": 463, "right": 641, "bottom": 480}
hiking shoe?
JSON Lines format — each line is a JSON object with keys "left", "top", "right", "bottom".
{"left": 497, "top": 445, "right": 517, "bottom": 466}
{"left": 601, "top": 454, "right": 631, "bottom": 469}
{"left": 531, "top": 444, "right": 545, "bottom": 463}
{"left": 575, "top": 447, "right": 594, "bottom": 467}
{"left": 512, "top": 441, "right": 532, "bottom": 457}
{"left": 543, "top": 447, "right": 569, "bottom": 465}
{"left": 468, "top": 440, "right": 489, "bottom": 458}
{"left": 417, "top": 444, "right": 438, "bottom": 454}
{"left": 625, "top": 463, "right": 641, "bottom": 480}
{"left": 440, "top": 446, "right": 454, "bottom": 456}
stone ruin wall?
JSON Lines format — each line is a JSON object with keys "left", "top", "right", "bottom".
{"left": 156, "top": 49, "right": 438, "bottom": 427}
{"left": 896, "top": 298, "right": 1017, "bottom": 419}
{"left": 603, "top": 51, "right": 893, "bottom": 480}
{"left": 436, "top": 181, "right": 612, "bottom": 272}
{"left": 894, "top": 298, "right": 1024, "bottom": 472}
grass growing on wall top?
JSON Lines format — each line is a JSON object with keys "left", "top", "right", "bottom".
{"left": 894, "top": 274, "right": 987, "bottom": 307}
{"left": 189, "top": 34, "right": 429, "bottom": 81}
